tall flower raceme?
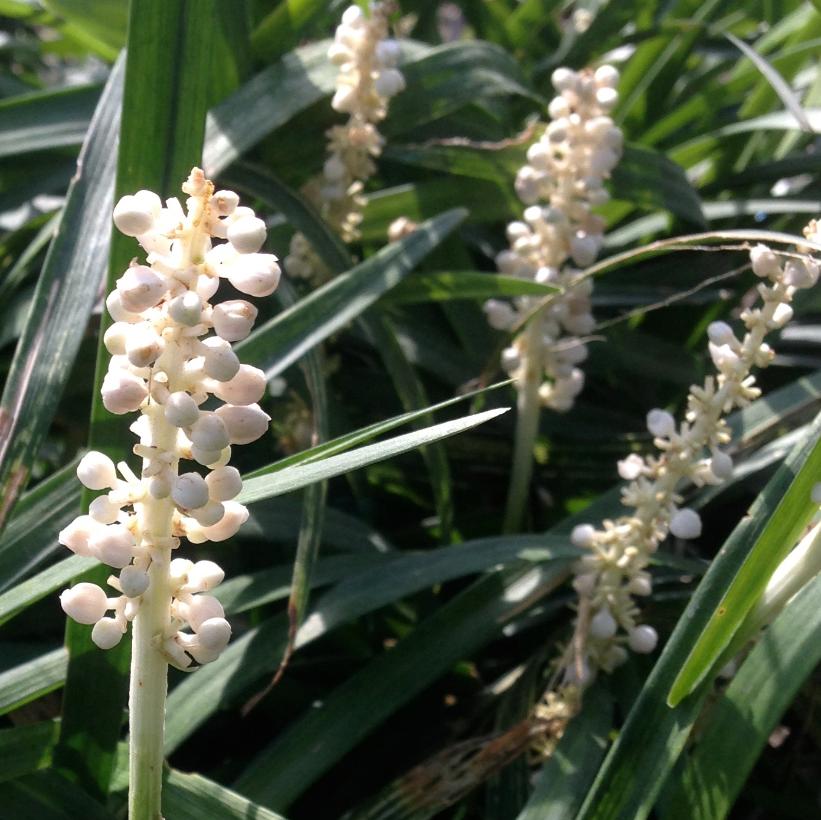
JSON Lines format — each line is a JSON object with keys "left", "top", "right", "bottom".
{"left": 484, "top": 64, "right": 623, "bottom": 413}
{"left": 285, "top": 2, "right": 405, "bottom": 286}
{"left": 562, "top": 234, "right": 819, "bottom": 681}
{"left": 58, "top": 168, "right": 278, "bottom": 666}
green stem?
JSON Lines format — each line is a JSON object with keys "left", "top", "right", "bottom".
{"left": 503, "top": 318, "right": 543, "bottom": 533}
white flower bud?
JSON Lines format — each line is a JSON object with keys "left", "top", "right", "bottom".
{"left": 185, "top": 560, "right": 225, "bottom": 592}
{"left": 750, "top": 244, "right": 782, "bottom": 278}
{"left": 570, "top": 523, "right": 596, "bottom": 548}
{"left": 126, "top": 324, "right": 164, "bottom": 367}
{"left": 628, "top": 624, "right": 658, "bottom": 654}
{"left": 205, "top": 465, "right": 242, "bottom": 501}
{"left": 211, "top": 299, "right": 258, "bottom": 342}
{"left": 627, "top": 574, "right": 652, "bottom": 596}
{"left": 89, "top": 495, "right": 121, "bottom": 524}
{"left": 669, "top": 508, "right": 702, "bottom": 540}
{"left": 594, "top": 64, "right": 619, "bottom": 88}
{"left": 106, "top": 290, "right": 142, "bottom": 323}
{"left": 595, "top": 86, "right": 618, "bottom": 110}
{"left": 375, "top": 38, "right": 401, "bottom": 67}
{"left": 196, "top": 616, "right": 231, "bottom": 652}
{"left": 227, "top": 253, "right": 281, "bottom": 297}
{"left": 323, "top": 154, "right": 346, "bottom": 182}
{"left": 216, "top": 403, "right": 271, "bottom": 444}
{"left": 113, "top": 194, "right": 155, "bottom": 237}
{"left": 187, "top": 594, "right": 224, "bottom": 630}
{"left": 210, "top": 189, "right": 239, "bottom": 216}
{"left": 119, "top": 566, "right": 150, "bottom": 597}
{"left": 617, "top": 453, "right": 644, "bottom": 481}
{"left": 90, "top": 523, "right": 136, "bottom": 568}
{"left": 190, "top": 413, "right": 230, "bottom": 452}
{"left": 193, "top": 500, "right": 249, "bottom": 542}
{"left": 77, "top": 451, "right": 118, "bottom": 490}
{"left": 572, "top": 572, "right": 596, "bottom": 595}
{"left": 59, "top": 515, "right": 103, "bottom": 557}
{"left": 164, "top": 391, "right": 200, "bottom": 427}
{"left": 784, "top": 258, "right": 819, "bottom": 289}
{"left": 227, "top": 216, "right": 267, "bottom": 254}
{"left": 191, "top": 501, "right": 225, "bottom": 527}
{"left": 101, "top": 370, "right": 148, "bottom": 414}
{"left": 172, "top": 472, "right": 210, "bottom": 511}
{"left": 104, "top": 322, "right": 132, "bottom": 355}
{"left": 484, "top": 299, "right": 516, "bottom": 331}
{"left": 646, "top": 408, "right": 676, "bottom": 438}
{"left": 191, "top": 445, "right": 224, "bottom": 468}
{"left": 60, "top": 583, "right": 109, "bottom": 624}
{"left": 117, "top": 265, "right": 166, "bottom": 313}
{"left": 590, "top": 607, "right": 618, "bottom": 639}
{"left": 770, "top": 302, "right": 794, "bottom": 327}
{"left": 168, "top": 291, "right": 203, "bottom": 326}
{"left": 92, "top": 617, "right": 125, "bottom": 649}
{"left": 169, "top": 558, "right": 194, "bottom": 588}
{"left": 374, "top": 67, "right": 405, "bottom": 97}
{"left": 710, "top": 450, "right": 733, "bottom": 480}
{"left": 201, "top": 336, "right": 241, "bottom": 382}
{"left": 148, "top": 473, "right": 172, "bottom": 499}
{"left": 212, "top": 365, "right": 266, "bottom": 405}
{"left": 570, "top": 234, "right": 598, "bottom": 267}
{"left": 551, "top": 67, "right": 575, "bottom": 92}
{"left": 707, "top": 321, "right": 735, "bottom": 346}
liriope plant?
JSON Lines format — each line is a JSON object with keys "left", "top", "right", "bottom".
{"left": 56, "top": 168, "right": 280, "bottom": 818}
{"left": 485, "top": 63, "right": 624, "bottom": 531}
{"left": 285, "top": 2, "right": 405, "bottom": 286}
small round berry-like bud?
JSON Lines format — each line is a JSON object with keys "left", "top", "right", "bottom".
{"left": 215, "top": 403, "right": 271, "bottom": 445}
{"left": 201, "top": 337, "right": 241, "bottom": 382}
{"left": 103, "top": 322, "right": 131, "bottom": 355}
{"left": 90, "top": 523, "right": 136, "bottom": 569}
{"left": 770, "top": 302, "right": 794, "bottom": 327}
{"left": 187, "top": 594, "right": 224, "bottom": 630}
{"left": 92, "top": 617, "right": 124, "bottom": 649}
{"left": 211, "top": 299, "right": 258, "bottom": 341}
{"left": 212, "top": 365, "right": 266, "bottom": 406}
{"left": 101, "top": 370, "right": 148, "bottom": 414}
{"left": 227, "top": 253, "right": 281, "bottom": 297}
{"left": 196, "top": 617, "right": 232, "bottom": 652}
{"left": 227, "top": 215, "right": 267, "bottom": 254}
{"left": 784, "top": 258, "right": 819, "bottom": 289}
{"left": 551, "top": 67, "right": 575, "bottom": 92}
{"left": 710, "top": 450, "right": 733, "bottom": 480}
{"left": 186, "top": 560, "right": 225, "bottom": 592}
{"left": 374, "top": 67, "right": 405, "bottom": 97}
{"left": 198, "top": 500, "right": 249, "bottom": 542}
{"left": 749, "top": 244, "right": 781, "bottom": 278}
{"left": 210, "top": 189, "right": 239, "bottom": 216}
{"left": 89, "top": 495, "right": 121, "bottom": 524}
{"left": 205, "top": 465, "right": 242, "bottom": 501}
{"left": 707, "top": 321, "right": 735, "bottom": 346}
{"left": 628, "top": 624, "right": 658, "bottom": 654}
{"left": 594, "top": 64, "right": 619, "bottom": 88}
{"left": 191, "top": 445, "right": 224, "bottom": 468}
{"left": 165, "top": 391, "right": 200, "bottom": 428}
{"left": 669, "top": 508, "right": 702, "bottom": 540}
{"left": 113, "top": 194, "right": 155, "bottom": 237}
{"left": 570, "top": 523, "right": 596, "bottom": 549}
{"left": 59, "top": 515, "right": 102, "bottom": 557}
{"left": 646, "top": 408, "right": 676, "bottom": 438}
{"left": 148, "top": 473, "right": 172, "bottom": 499}
{"left": 106, "top": 290, "right": 142, "bottom": 323}
{"left": 119, "top": 566, "right": 150, "bottom": 598}
{"left": 627, "top": 574, "right": 653, "bottom": 596}
{"left": 595, "top": 86, "right": 618, "bottom": 110}
{"left": 168, "top": 291, "right": 203, "bottom": 326}
{"left": 172, "top": 473, "right": 210, "bottom": 511}
{"left": 190, "top": 413, "right": 230, "bottom": 452}
{"left": 169, "top": 558, "right": 194, "bottom": 587}
{"left": 126, "top": 323, "right": 164, "bottom": 368}
{"left": 483, "top": 299, "right": 516, "bottom": 331}
{"left": 617, "top": 453, "right": 644, "bottom": 481}
{"left": 191, "top": 501, "right": 225, "bottom": 527}
{"left": 375, "top": 38, "right": 401, "bottom": 67}
{"left": 117, "top": 265, "right": 166, "bottom": 313}
{"left": 570, "top": 234, "right": 598, "bottom": 267}
{"left": 60, "top": 583, "right": 109, "bottom": 624}
{"left": 77, "top": 451, "right": 118, "bottom": 490}
{"left": 590, "top": 608, "right": 618, "bottom": 640}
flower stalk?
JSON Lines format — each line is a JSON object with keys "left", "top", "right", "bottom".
{"left": 58, "top": 168, "right": 280, "bottom": 817}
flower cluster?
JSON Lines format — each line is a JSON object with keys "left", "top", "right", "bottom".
{"left": 58, "top": 168, "right": 279, "bottom": 668}
{"left": 565, "top": 235, "right": 819, "bottom": 680}
{"left": 485, "top": 64, "right": 622, "bottom": 412}
{"left": 286, "top": 3, "right": 405, "bottom": 285}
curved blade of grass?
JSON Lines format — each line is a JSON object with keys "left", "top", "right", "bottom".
{"left": 725, "top": 31, "right": 812, "bottom": 133}
{"left": 42, "top": 0, "right": 128, "bottom": 58}
{"left": 0, "top": 59, "right": 121, "bottom": 536}
{"left": 234, "top": 208, "right": 467, "bottom": 378}
{"left": 0, "top": 770, "right": 111, "bottom": 820}
{"left": 574, "top": 411, "right": 821, "bottom": 820}
{"left": 0, "top": 83, "right": 100, "bottom": 158}
{"left": 250, "top": 0, "right": 330, "bottom": 59}
{"left": 0, "top": 213, "right": 58, "bottom": 304}
{"left": 660, "top": 572, "right": 821, "bottom": 820}
{"left": 164, "top": 770, "right": 287, "bottom": 820}
{"left": 237, "top": 408, "right": 507, "bottom": 504}
{"left": 234, "top": 562, "right": 570, "bottom": 810}
{"left": 164, "top": 534, "right": 576, "bottom": 753}
{"left": 57, "top": 0, "right": 232, "bottom": 797}
{"left": 384, "top": 271, "right": 558, "bottom": 305}
{"left": 0, "top": 721, "right": 59, "bottom": 784}
{"left": 667, "top": 410, "right": 821, "bottom": 706}
{"left": 0, "top": 646, "right": 67, "bottom": 715}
